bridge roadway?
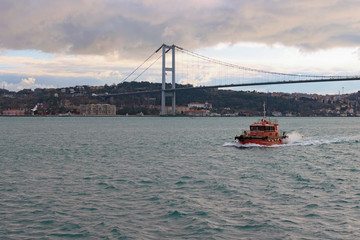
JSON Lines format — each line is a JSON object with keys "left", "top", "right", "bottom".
{"left": 96, "top": 76, "right": 360, "bottom": 97}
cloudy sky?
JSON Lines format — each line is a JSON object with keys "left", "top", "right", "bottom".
{"left": 1, "top": 0, "right": 360, "bottom": 93}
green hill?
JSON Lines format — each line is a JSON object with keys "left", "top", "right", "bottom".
{"left": 1, "top": 81, "right": 359, "bottom": 116}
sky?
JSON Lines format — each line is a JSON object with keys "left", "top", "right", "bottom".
{"left": 1, "top": 0, "right": 360, "bottom": 94}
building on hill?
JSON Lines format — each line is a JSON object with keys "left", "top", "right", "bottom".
{"left": 80, "top": 104, "right": 116, "bottom": 116}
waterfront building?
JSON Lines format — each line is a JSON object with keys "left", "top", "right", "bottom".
{"left": 184, "top": 109, "right": 209, "bottom": 117}
{"left": 80, "top": 104, "right": 116, "bottom": 116}
{"left": 188, "top": 101, "right": 212, "bottom": 110}
{"left": 2, "top": 109, "right": 25, "bottom": 116}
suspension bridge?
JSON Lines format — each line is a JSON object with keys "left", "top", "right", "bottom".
{"left": 97, "top": 44, "right": 360, "bottom": 115}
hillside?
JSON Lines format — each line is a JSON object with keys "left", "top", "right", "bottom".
{"left": 1, "top": 81, "right": 359, "bottom": 116}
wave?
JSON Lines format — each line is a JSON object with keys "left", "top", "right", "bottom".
{"left": 282, "top": 131, "right": 303, "bottom": 144}
{"left": 224, "top": 132, "right": 360, "bottom": 148}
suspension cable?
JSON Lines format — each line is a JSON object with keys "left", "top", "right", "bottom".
{"left": 132, "top": 54, "right": 162, "bottom": 82}
{"left": 174, "top": 45, "right": 350, "bottom": 79}
{"left": 120, "top": 45, "right": 163, "bottom": 83}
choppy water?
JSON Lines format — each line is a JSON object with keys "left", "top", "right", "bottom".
{"left": 1, "top": 117, "right": 360, "bottom": 239}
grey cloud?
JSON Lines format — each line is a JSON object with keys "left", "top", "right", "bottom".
{"left": 1, "top": 0, "right": 359, "bottom": 58}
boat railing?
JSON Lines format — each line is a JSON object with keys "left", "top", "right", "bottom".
{"left": 257, "top": 118, "right": 278, "bottom": 124}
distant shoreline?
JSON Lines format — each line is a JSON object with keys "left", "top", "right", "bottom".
{"left": 1, "top": 115, "right": 359, "bottom": 118}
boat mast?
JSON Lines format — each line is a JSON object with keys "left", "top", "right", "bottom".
{"left": 263, "top": 102, "right": 266, "bottom": 119}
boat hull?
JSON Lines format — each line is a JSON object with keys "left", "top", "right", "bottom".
{"left": 235, "top": 135, "right": 286, "bottom": 146}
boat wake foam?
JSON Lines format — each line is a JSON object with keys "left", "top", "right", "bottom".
{"left": 282, "top": 131, "right": 302, "bottom": 144}
{"left": 287, "top": 136, "right": 360, "bottom": 147}
{"left": 224, "top": 132, "right": 360, "bottom": 148}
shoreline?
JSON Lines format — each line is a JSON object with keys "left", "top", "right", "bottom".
{"left": 1, "top": 115, "right": 359, "bottom": 118}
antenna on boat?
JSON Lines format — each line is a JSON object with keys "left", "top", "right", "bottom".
{"left": 263, "top": 102, "right": 266, "bottom": 119}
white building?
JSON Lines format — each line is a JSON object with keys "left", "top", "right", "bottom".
{"left": 188, "top": 101, "right": 212, "bottom": 110}
{"left": 272, "top": 111, "right": 282, "bottom": 117}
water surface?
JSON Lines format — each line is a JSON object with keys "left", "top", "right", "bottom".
{"left": 1, "top": 117, "right": 360, "bottom": 239}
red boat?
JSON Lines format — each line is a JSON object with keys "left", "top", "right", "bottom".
{"left": 235, "top": 104, "right": 287, "bottom": 146}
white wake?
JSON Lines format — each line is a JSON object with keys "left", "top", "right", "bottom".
{"left": 224, "top": 132, "right": 360, "bottom": 148}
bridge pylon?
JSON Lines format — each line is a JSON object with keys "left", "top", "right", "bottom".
{"left": 161, "top": 44, "right": 176, "bottom": 115}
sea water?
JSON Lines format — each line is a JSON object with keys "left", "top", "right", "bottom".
{"left": 1, "top": 117, "right": 360, "bottom": 239}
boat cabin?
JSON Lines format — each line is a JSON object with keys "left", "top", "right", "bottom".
{"left": 246, "top": 119, "right": 280, "bottom": 136}
{"left": 250, "top": 125, "right": 277, "bottom": 132}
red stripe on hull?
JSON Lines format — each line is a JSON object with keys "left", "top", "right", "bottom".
{"left": 237, "top": 137, "right": 285, "bottom": 146}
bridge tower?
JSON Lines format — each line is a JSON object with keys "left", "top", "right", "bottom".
{"left": 161, "top": 44, "right": 176, "bottom": 115}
